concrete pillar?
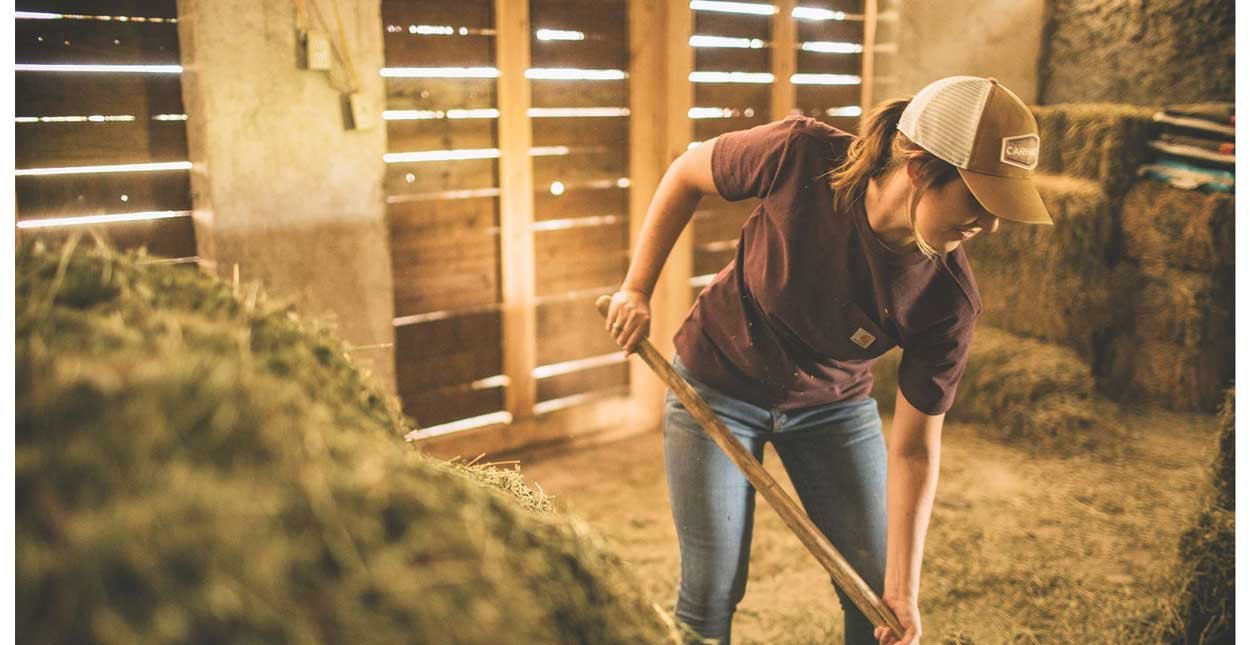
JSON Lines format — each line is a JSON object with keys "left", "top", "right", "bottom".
{"left": 176, "top": 0, "right": 397, "bottom": 395}
{"left": 894, "top": 0, "right": 1045, "bottom": 104}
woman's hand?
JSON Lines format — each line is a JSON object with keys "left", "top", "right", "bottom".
{"left": 604, "top": 288, "right": 652, "bottom": 355}
{"left": 873, "top": 593, "right": 921, "bottom": 645}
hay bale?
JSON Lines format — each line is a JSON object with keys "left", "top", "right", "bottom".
{"left": 967, "top": 173, "right": 1115, "bottom": 271}
{"left": 1031, "top": 103, "right": 1157, "bottom": 196}
{"left": 1132, "top": 264, "right": 1233, "bottom": 348}
{"left": 966, "top": 173, "right": 1124, "bottom": 361}
{"left": 871, "top": 326, "right": 1125, "bottom": 456}
{"left": 16, "top": 238, "right": 685, "bottom": 644}
{"left": 1121, "top": 180, "right": 1235, "bottom": 272}
{"left": 1101, "top": 337, "right": 1233, "bottom": 414}
{"left": 1100, "top": 262, "right": 1233, "bottom": 413}
{"left": 971, "top": 261, "right": 1134, "bottom": 364}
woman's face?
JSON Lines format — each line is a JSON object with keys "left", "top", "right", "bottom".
{"left": 913, "top": 175, "right": 1001, "bottom": 253}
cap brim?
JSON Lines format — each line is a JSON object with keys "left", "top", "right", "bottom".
{"left": 957, "top": 167, "right": 1054, "bottom": 225}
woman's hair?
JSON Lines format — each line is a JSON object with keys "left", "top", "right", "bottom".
{"left": 823, "top": 97, "right": 961, "bottom": 261}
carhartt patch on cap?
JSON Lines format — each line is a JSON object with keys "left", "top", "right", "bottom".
{"left": 1001, "top": 133, "right": 1039, "bottom": 170}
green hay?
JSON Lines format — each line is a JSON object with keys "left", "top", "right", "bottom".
{"left": 871, "top": 326, "right": 1125, "bottom": 457}
{"left": 17, "top": 237, "right": 696, "bottom": 644}
{"left": 1031, "top": 103, "right": 1157, "bottom": 196}
{"left": 1121, "top": 180, "right": 1236, "bottom": 272}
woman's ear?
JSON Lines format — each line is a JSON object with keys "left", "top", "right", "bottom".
{"left": 904, "top": 156, "right": 920, "bottom": 185}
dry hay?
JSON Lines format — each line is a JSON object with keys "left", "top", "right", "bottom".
{"left": 1121, "top": 179, "right": 1235, "bottom": 272}
{"left": 871, "top": 325, "right": 1125, "bottom": 457}
{"left": 965, "top": 172, "right": 1124, "bottom": 361}
{"left": 1129, "top": 386, "right": 1235, "bottom": 643}
{"left": 1214, "top": 386, "right": 1234, "bottom": 511}
{"left": 1101, "top": 262, "right": 1234, "bottom": 413}
{"left": 966, "top": 173, "right": 1115, "bottom": 272}
{"left": 1031, "top": 103, "right": 1157, "bottom": 196}
{"left": 970, "top": 258, "right": 1134, "bottom": 365}
{"left": 16, "top": 237, "right": 698, "bottom": 644}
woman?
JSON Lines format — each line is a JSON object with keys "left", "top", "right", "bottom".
{"left": 604, "top": 76, "right": 1052, "bottom": 645}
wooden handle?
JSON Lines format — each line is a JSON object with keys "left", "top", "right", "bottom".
{"left": 596, "top": 295, "right": 906, "bottom": 638}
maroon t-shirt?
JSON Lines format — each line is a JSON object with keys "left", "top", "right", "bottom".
{"left": 673, "top": 115, "right": 982, "bottom": 416}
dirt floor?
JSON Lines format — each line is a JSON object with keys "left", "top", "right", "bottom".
{"left": 515, "top": 404, "right": 1220, "bottom": 644}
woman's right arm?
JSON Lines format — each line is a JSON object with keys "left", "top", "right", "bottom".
{"left": 606, "top": 138, "right": 721, "bottom": 353}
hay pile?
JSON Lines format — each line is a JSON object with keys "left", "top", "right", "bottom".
{"left": 1031, "top": 103, "right": 1157, "bottom": 197}
{"left": 1139, "top": 386, "right": 1235, "bottom": 643}
{"left": 965, "top": 173, "right": 1120, "bottom": 361}
{"left": 17, "top": 237, "right": 692, "bottom": 644}
{"left": 871, "top": 325, "right": 1125, "bottom": 457}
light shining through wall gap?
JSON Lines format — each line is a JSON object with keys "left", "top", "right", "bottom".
{"left": 15, "top": 11, "right": 177, "bottom": 23}
{"left": 381, "top": 67, "right": 626, "bottom": 80}
{"left": 16, "top": 64, "right": 182, "bottom": 74}
{"left": 16, "top": 210, "right": 191, "bottom": 229}
{"left": 15, "top": 161, "right": 191, "bottom": 176}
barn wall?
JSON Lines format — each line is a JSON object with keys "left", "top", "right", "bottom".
{"left": 893, "top": 0, "right": 1045, "bottom": 103}
{"left": 1040, "top": 0, "right": 1234, "bottom": 105}
{"left": 15, "top": 1, "right": 196, "bottom": 259}
{"left": 176, "top": 0, "right": 397, "bottom": 395}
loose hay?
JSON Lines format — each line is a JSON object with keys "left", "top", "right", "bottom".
{"left": 16, "top": 238, "right": 696, "bottom": 644}
{"left": 871, "top": 326, "right": 1125, "bottom": 456}
{"left": 1121, "top": 180, "right": 1236, "bottom": 272}
{"left": 1215, "top": 387, "right": 1234, "bottom": 511}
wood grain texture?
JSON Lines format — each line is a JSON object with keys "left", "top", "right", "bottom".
{"left": 495, "top": 0, "right": 538, "bottom": 418}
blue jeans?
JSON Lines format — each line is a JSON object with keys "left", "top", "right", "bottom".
{"left": 663, "top": 354, "right": 888, "bottom": 645}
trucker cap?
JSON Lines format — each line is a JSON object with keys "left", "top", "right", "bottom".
{"left": 897, "top": 75, "right": 1054, "bottom": 225}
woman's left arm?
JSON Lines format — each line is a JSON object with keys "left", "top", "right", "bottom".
{"left": 874, "top": 385, "right": 945, "bottom": 645}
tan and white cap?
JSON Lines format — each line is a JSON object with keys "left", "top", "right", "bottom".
{"left": 898, "top": 75, "right": 1053, "bottom": 225}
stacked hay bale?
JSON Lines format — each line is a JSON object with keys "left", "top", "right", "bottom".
{"left": 871, "top": 326, "right": 1125, "bottom": 457}
{"left": 1104, "top": 182, "right": 1235, "bottom": 412}
{"left": 1153, "top": 386, "right": 1235, "bottom": 642}
{"left": 964, "top": 105, "right": 1154, "bottom": 375}
{"left": 966, "top": 103, "right": 1235, "bottom": 414}
{"left": 16, "top": 237, "right": 691, "bottom": 644}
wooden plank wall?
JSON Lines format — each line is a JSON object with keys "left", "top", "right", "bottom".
{"left": 393, "top": 0, "right": 885, "bottom": 451}
{"left": 14, "top": 1, "right": 195, "bottom": 260}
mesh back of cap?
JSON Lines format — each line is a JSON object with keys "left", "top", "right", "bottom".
{"left": 898, "top": 76, "right": 992, "bottom": 168}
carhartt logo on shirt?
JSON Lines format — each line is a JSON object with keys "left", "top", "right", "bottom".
{"left": 850, "top": 328, "right": 876, "bottom": 348}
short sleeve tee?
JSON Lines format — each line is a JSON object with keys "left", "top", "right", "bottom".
{"left": 672, "top": 115, "right": 982, "bottom": 416}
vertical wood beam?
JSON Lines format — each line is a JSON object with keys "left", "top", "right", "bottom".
{"left": 770, "top": 0, "right": 797, "bottom": 120}
{"left": 859, "top": 0, "right": 879, "bottom": 128}
{"left": 627, "top": 0, "right": 694, "bottom": 430}
{"left": 496, "top": 0, "right": 537, "bottom": 420}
